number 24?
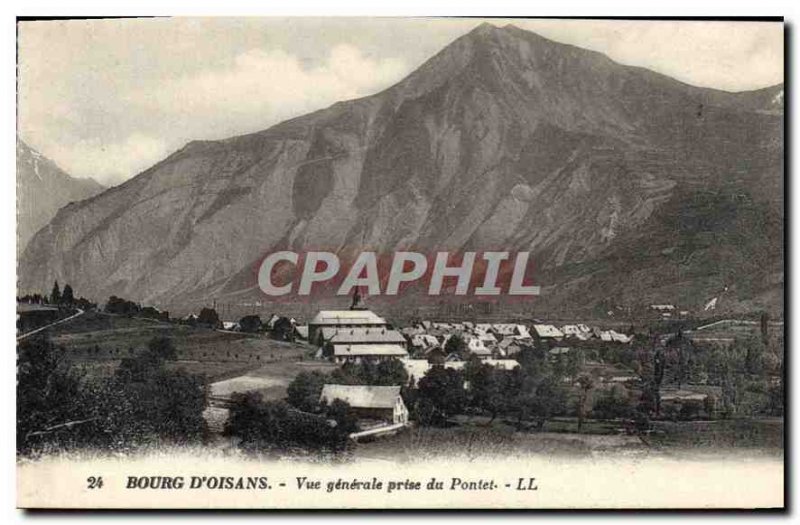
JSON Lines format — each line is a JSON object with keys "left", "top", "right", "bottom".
{"left": 87, "top": 476, "right": 104, "bottom": 489}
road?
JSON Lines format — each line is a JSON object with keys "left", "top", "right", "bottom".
{"left": 17, "top": 308, "right": 85, "bottom": 342}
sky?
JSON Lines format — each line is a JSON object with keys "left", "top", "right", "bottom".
{"left": 17, "top": 18, "right": 784, "bottom": 187}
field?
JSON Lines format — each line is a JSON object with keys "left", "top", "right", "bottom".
{"left": 42, "top": 311, "right": 317, "bottom": 384}
{"left": 354, "top": 417, "right": 784, "bottom": 462}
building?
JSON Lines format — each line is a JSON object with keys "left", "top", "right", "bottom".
{"left": 409, "top": 333, "right": 440, "bottom": 351}
{"left": 532, "top": 324, "right": 564, "bottom": 341}
{"left": 308, "top": 309, "right": 389, "bottom": 346}
{"left": 401, "top": 359, "right": 520, "bottom": 387}
{"left": 561, "top": 324, "right": 592, "bottom": 340}
{"left": 491, "top": 323, "right": 531, "bottom": 339}
{"left": 319, "top": 384, "right": 409, "bottom": 426}
{"left": 329, "top": 344, "right": 408, "bottom": 364}
{"left": 321, "top": 326, "right": 408, "bottom": 363}
{"left": 650, "top": 304, "right": 676, "bottom": 312}
{"left": 293, "top": 324, "right": 309, "bottom": 340}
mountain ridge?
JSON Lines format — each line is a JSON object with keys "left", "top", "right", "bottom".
{"left": 19, "top": 24, "right": 783, "bottom": 316}
{"left": 16, "top": 139, "right": 104, "bottom": 256}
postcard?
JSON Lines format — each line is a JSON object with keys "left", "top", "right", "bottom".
{"left": 16, "top": 17, "right": 784, "bottom": 509}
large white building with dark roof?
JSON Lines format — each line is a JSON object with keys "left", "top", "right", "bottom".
{"left": 323, "top": 327, "right": 408, "bottom": 363}
{"left": 308, "top": 309, "right": 388, "bottom": 345}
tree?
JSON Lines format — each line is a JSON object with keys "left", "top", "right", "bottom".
{"left": 197, "top": 307, "right": 221, "bottom": 328}
{"left": 329, "top": 362, "right": 368, "bottom": 385}
{"left": 575, "top": 374, "right": 595, "bottom": 432}
{"left": 105, "top": 296, "right": 141, "bottom": 316}
{"left": 374, "top": 359, "right": 409, "bottom": 386}
{"left": 17, "top": 336, "right": 82, "bottom": 454}
{"left": 565, "top": 348, "right": 584, "bottom": 383}
{"left": 50, "top": 281, "right": 61, "bottom": 305}
{"left": 592, "top": 385, "right": 634, "bottom": 420}
{"left": 324, "top": 399, "right": 359, "bottom": 437}
{"left": 742, "top": 336, "right": 765, "bottom": 376}
{"left": 61, "top": 284, "right": 74, "bottom": 306}
{"left": 466, "top": 362, "right": 510, "bottom": 424}
{"left": 225, "top": 394, "right": 349, "bottom": 453}
{"left": 444, "top": 333, "right": 468, "bottom": 359}
{"left": 286, "top": 371, "right": 327, "bottom": 412}
{"left": 99, "top": 367, "right": 207, "bottom": 444}
{"left": 416, "top": 366, "right": 466, "bottom": 425}
{"left": 147, "top": 336, "right": 177, "bottom": 361}
{"left": 116, "top": 337, "right": 177, "bottom": 382}
{"left": 272, "top": 316, "right": 295, "bottom": 341}
{"left": 238, "top": 315, "right": 262, "bottom": 333}
{"left": 513, "top": 374, "right": 567, "bottom": 432}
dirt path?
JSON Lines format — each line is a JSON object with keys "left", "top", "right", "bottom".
{"left": 17, "top": 308, "right": 85, "bottom": 341}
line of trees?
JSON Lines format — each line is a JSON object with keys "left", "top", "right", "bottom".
{"left": 18, "top": 281, "right": 97, "bottom": 310}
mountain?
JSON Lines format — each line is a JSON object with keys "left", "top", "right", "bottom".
{"left": 18, "top": 23, "right": 784, "bottom": 315}
{"left": 16, "top": 139, "right": 104, "bottom": 256}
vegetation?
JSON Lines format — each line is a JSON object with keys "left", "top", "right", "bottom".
{"left": 197, "top": 307, "right": 221, "bottom": 328}
{"left": 444, "top": 333, "right": 468, "bottom": 359}
{"left": 225, "top": 392, "right": 356, "bottom": 453}
{"left": 416, "top": 366, "right": 468, "bottom": 425}
{"left": 238, "top": 314, "right": 262, "bottom": 333}
{"left": 17, "top": 335, "right": 207, "bottom": 456}
{"left": 271, "top": 316, "right": 295, "bottom": 341}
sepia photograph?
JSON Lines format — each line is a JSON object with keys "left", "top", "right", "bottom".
{"left": 14, "top": 15, "right": 785, "bottom": 510}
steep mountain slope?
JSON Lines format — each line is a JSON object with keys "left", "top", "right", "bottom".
{"left": 19, "top": 24, "right": 783, "bottom": 315}
{"left": 16, "top": 139, "right": 104, "bottom": 256}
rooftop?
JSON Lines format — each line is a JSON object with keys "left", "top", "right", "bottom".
{"left": 320, "top": 384, "right": 402, "bottom": 409}
{"left": 332, "top": 344, "right": 408, "bottom": 357}
{"left": 310, "top": 310, "right": 387, "bottom": 326}
{"left": 329, "top": 328, "right": 406, "bottom": 345}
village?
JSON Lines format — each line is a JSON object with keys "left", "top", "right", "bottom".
{"left": 16, "top": 283, "right": 784, "bottom": 458}
{"left": 195, "top": 289, "right": 782, "bottom": 449}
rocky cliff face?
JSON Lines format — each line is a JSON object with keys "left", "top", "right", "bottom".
{"left": 19, "top": 24, "right": 783, "bottom": 314}
{"left": 16, "top": 139, "right": 103, "bottom": 256}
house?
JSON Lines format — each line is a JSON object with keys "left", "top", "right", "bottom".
{"left": 221, "top": 321, "right": 239, "bottom": 331}
{"left": 400, "top": 359, "right": 519, "bottom": 387}
{"left": 319, "top": 384, "right": 409, "bottom": 426}
{"left": 660, "top": 386, "right": 721, "bottom": 415}
{"left": 309, "top": 309, "right": 389, "bottom": 345}
{"left": 532, "top": 324, "right": 564, "bottom": 341}
{"left": 477, "top": 332, "right": 498, "bottom": 347}
{"left": 400, "top": 326, "right": 424, "bottom": 338}
{"left": 423, "top": 346, "right": 447, "bottom": 363}
{"left": 491, "top": 323, "right": 531, "bottom": 339}
{"left": 294, "top": 325, "right": 309, "bottom": 340}
{"left": 401, "top": 359, "right": 434, "bottom": 387}
{"left": 561, "top": 324, "right": 592, "bottom": 340}
{"left": 497, "top": 338, "right": 524, "bottom": 357}
{"left": 328, "top": 327, "right": 407, "bottom": 347}
{"left": 330, "top": 344, "right": 408, "bottom": 363}
{"left": 410, "top": 334, "right": 440, "bottom": 351}
{"left": 324, "top": 326, "right": 408, "bottom": 363}
{"left": 464, "top": 335, "right": 492, "bottom": 358}
{"left": 598, "top": 330, "right": 633, "bottom": 343}
{"left": 650, "top": 304, "right": 676, "bottom": 312}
